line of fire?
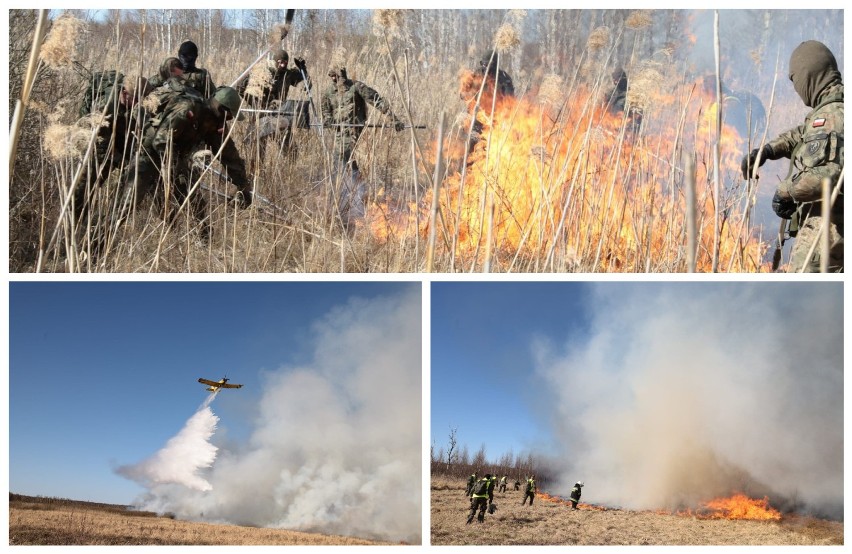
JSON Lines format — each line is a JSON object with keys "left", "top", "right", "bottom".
{"left": 364, "top": 43, "right": 785, "bottom": 272}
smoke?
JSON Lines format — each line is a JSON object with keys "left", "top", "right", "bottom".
{"left": 535, "top": 283, "right": 842, "bottom": 518}
{"left": 117, "top": 396, "right": 219, "bottom": 491}
{"left": 117, "top": 289, "right": 421, "bottom": 543}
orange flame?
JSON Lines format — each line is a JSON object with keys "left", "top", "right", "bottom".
{"left": 670, "top": 494, "right": 782, "bottom": 520}
{"left": 364, "top": 69, "right": 767, "bottom": 272}
{"left": 537, "top": 491, "right": 607, "bottom": 511}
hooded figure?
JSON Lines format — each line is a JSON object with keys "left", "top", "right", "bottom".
{"left": 740, "top": 40, "right": 843, "bottom": 272}
{"left": 177, "top": 40, "right": 217, "bottom": 97}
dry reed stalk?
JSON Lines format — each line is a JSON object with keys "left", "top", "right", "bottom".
{"left": 685, "top": 153, "right": 697, "bottom": 272}
{"left": 711, "top": 10, "right": 721, "bottom": 273}
{"left": 426, "top": 113, "right": 445, "bottom": 272}
{"left": 9, "top": 9, "right": 48, "bottom": 183}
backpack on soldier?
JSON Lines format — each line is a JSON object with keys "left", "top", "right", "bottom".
{"left": 146, "top": 77, "right": 206, "bottom": 117}
{"left": 80, "top": 70, "right": 124, "bottom": 118}
{"left": 473, "top": 479, "right": 489, "bottom": 496}
{"left": 145, "top": 77, "right": 207, "bottom": 128}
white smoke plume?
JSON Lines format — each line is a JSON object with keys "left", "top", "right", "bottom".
{"left": 535, "top": 283, "right": 842, "bottom": 518}
{"left": 117, "top": 396, "right": 219, "bottom": 491}
{"left": 118, "top": 289, "right": 421, "bottom": 543}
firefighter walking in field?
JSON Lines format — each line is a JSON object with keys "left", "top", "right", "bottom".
{"left": 119, "top": 84, "right": 252, "bottom": 239}
{"left": 466, "top": 472, "right": 477, "bottom": 497}
{"left": 740, "top": 40, "right": 843, "bottom": 272}
{"left": 321, "top": 65, "right": 404, "bottom": 224}
{"left": 498, "top": 475, "right": 507, "bottom": 493}
{"left": 570, "top": 481, "right": 584, "bottom": 509}
{"left": 521, "top": 475, "right": 536, "bottom": 506}
{"left": 467, "top": 473, "right": 495, "bottom": 524}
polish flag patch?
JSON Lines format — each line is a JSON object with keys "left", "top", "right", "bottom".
{"left": 813, "top": 118, "right": 826, "bottom": 127}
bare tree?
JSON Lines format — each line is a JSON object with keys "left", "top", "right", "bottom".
{"left": 446, "top": 426, "right": 458, "bottom": 472}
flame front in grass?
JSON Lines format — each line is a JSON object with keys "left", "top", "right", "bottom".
{"left": 697, "top": 494, "right": 782, "bottom": 520}
{"left": 537, "top": 491, "right": 607, "bottom": 511}
{"left": 365, "top": 65, "right": 768, "bottom": 272}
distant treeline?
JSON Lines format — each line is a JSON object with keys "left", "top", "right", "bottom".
{"left": 430, "top": 443, "right": 557, "bottom": 491}
{"left": 9, "top": 493, "right": 159, "bottom": 517}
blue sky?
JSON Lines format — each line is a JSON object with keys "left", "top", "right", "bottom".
{"left": 9, "top": 281, "right": 417, "bottom": 505}
{"left": 431, "top": 282, "right": 591, "bottom": 462}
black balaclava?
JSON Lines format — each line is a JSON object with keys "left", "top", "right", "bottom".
{"left": 178, "top": 40, "right": 199, "bottom": 72}
{"left": 789, "top": 40, "right": 842, "bottom": 108}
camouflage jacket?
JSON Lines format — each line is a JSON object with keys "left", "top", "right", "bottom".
{"left": 241, "top": 65, "right": 311, "bottom": 109}
{"left": 144, "top": 94, "right": 248, "bottom": 188}
{"left": 321, "top": 79, "right": 396, "bottom": 134}
{"left": 183, "top": 67, "right": 217, "bottom": 98}
{"left": 87, "top": 89, "right": 146, "bottom": 160}
{"left": 768, "top": 83, "right": 843, "bottom": 208}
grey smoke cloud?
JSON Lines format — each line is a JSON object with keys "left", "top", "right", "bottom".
{"left": 535, "top": 283, "right": 842, "bottom": 517}
{"left": 118, "top": 289, "right": 422, "bottom": 543}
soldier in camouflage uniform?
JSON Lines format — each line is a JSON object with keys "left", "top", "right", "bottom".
{"left": 147, "top": 57, "right": 184, "bottom": 89}
{"left": 741, "top": 40, "right": 843, "bottom": 272}
{"left": 178, "top": 40, "right": 217, "bottom": 97}
{"left": 240, "top": 48, "right": 311, "bottom": 109}
{"left": 75, "top": 73, "right": 152, "bottom": 223}
{"left": 239, "top": 49, "right": 312, "bottom": 156}
{"left": 321, "top": 65, "right": 403, "bottom": 223}
{"left": 120, "top": 85, "right": 251, "bottom": 239}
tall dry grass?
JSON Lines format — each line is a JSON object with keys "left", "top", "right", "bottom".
{"left": 8, "top": 9, "right": 826, "bottom": 273}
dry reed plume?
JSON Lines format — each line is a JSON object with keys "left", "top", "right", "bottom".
{"left": 40, "top": 15, "right": 86, "bottom": 68}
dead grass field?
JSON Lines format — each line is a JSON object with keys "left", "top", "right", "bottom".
{"left": 9, "top": 495, "right": 391, "bottom": 545}
{"left": 430, "top": 477, "right": 843, "bottom": 546}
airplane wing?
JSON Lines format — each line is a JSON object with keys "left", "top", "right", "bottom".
{"left": 198, "top": 378, "right": 219, "bottom": 386}
{"left": 219, "top": 383, "right": 243, "bottom": 389}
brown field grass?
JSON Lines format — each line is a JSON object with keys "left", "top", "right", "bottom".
{"left": 11, "top": 9, "right": 840, "bottom": 273}
{"left": 9, "top": 495, "right": 390, "bottom": 545}
{"left": 430, "top": 476, "right": 843, "bottom": 546}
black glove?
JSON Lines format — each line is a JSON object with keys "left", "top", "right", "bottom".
{"left": 740, "top": 145, "right": 775, "bottom": 180}
{"left": 235, "top": 189, "right": 252, "bottom": 209}
{"left": 294, "top": 57, "right": 307, "bottom": 72}
{"left": 393, "top": 119, "right": 405, "bottom": 132}
{"left": 771, "top": 189, "right": 796, "bottom": 219}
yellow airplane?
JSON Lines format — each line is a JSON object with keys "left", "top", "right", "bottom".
{"left": 198, "top": 377, "right": 243, "bottom": 393}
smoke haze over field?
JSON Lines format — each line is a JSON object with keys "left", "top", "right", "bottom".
{"left": 535, "top": 283, "right": 842, "bottom": 518}
{"left": 116, "top": 289, "right": 421, "bottom": 543}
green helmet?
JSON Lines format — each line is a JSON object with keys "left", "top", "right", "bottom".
{"left": 212, "top": 86, "right": 243, "bottom": 120}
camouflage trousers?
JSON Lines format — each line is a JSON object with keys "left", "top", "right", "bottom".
{"left": 789, "top": 215, "right": 843, "bottom": 273}
{"left": 120, "top": 147, "right": 210, "bottom": 239}
{"left": 467, "top": 497, "right": 488, "bottom": 524}
{"left": 522, "top": 491, "right": 534, "bottom": 505}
